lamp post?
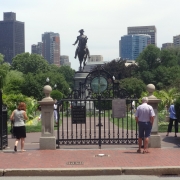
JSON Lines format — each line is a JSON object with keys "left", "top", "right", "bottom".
{"left": 46, "top": 77, "right": 50, "bottom": 85}
{"left": 54, "top": 84, "right": 57, "bottom": 89}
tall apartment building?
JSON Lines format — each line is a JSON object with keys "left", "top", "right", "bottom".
{"left": 128, "top": 26, "right": 156, "bottom": 46}
{"left": 0, "top": 12, "right": 25, "bottom": 63}
{"left": 42, "top": 32, "right": 60, "bottom": 66}
{"left": 60, "top": 55, "right": 71, "bottom": 67}
{"left": 161, "top": 43, "right": 174, "bottom": 50}
{"left": 88, "top": 55, "right": 103, "bottom": 62}
{"left": 120, "top": 34, "right": 151, "bottom": 60}
{"left": 173, "top": 35, "right": 180, "bottom": 47}
{"left": 31, "top": 42, "right": 43, "bottom": 55}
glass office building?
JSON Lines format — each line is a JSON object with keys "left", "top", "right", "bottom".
{"left": 120, "top": 34, "right": 151, "bottom": 60}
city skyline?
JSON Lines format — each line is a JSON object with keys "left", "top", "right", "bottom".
{"left": 1, "top": 0, "right": 180, "bottom": 70}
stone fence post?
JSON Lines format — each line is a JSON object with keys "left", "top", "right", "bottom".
{"left": 38, "top": 85, "right": 56, "bottom": 150}
{"left": 147, "top": 84, "right": 161, "bottom": 148}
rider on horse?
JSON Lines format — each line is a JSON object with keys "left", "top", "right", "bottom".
{"left": 72, "top": 29, "right": 90, "bottom": 59}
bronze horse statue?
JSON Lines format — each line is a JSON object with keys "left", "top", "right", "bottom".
{"left": 73, "top": 29, "right": 90, "bottom": 71}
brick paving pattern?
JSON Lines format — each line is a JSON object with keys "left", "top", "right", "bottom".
{"left": 0, "top": 132, "right": 180, "bottom": 169}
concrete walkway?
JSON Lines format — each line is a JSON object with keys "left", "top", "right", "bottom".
{"left": 0, "top": 132, "right": 180, "bottom": 176}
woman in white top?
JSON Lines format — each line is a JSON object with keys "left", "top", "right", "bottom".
{"left": 10, "top": 102, "right": 28, "bottom": 152}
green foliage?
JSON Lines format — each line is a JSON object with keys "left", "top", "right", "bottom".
{"left": 58, "top": 66, "right": 75, "bottom": 89}
{"left": 11, "top": 53, "right": 50, "bottom": 74}
{"left": 136, "top": 45, "right": 161, "bottom": 70}
{"left": 2, "top": 93, "right": 38, "bottom": 120}
{"left": 0, "top": 54, "right": 10, "bottom": 89}
{"left": 51, "top": 90, "right": 63, "bottom": 100}
{"left": 154, "top": 88, "right": 179, "bottom": 111}
{"left": 3, "top": 70, "right": 25, "bottom": 94}
{"left": 103, "top": 59, "right": 136, "bottom": 79}
{"left": 119, "top": 78, "right": 146, "bottom": 98}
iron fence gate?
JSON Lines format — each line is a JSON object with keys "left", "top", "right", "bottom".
{"left": 56, "top": 66, "right": 139, "bottom": 148}
{"left": 56, "top": 98, "right": 138, "bottom": 148}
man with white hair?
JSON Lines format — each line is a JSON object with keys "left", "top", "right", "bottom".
{"left": 135, "top": 97, "right": 155, "bottom": 153}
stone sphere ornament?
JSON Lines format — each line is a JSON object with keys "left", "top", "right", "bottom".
{"left": 146, "top": 84, "right": 155, "bottom": 93}
{"left": 146, "top": 84, "right": 156, "bottom": 99}
{"left": 43, "top": 85, "right": 53, "bottom": 101}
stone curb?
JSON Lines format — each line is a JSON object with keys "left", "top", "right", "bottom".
{"left": 2, "top": 167, "right": 180, "bottom": 176}
{"left": 3, "top": 168, "right": 122, "bottom": 176}
{"left": 123, "top": 167, "right": 180, "bottom": 175}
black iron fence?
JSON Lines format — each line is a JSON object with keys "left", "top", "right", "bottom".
{"left": 0, "top": 105, "right": 8, "bottom": 150}
{"left": 56, "top": 98, "right": 138, "bottom": 149}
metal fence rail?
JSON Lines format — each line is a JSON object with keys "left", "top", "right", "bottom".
{"left": 56, "top": 99, "right": 138, "bottom": 149}
{"left": 0, "top": 105, "right": 8, "bottom": 150}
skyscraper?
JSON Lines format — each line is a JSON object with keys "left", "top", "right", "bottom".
{"left": 31, "top": 42, "right": 43, "bottom": 55}
{"left": 128, "top": 26, "right": 156, "bottom": 46}
{"left": 173, "top": 35, "right": 180, "bottom": 47}
{"left": 42, "top": 32, "right": 60, "bottom": 66}
{"left": 120, "top": 34, "right": 151, "bottom": 60}
{"left": 161, "top": 43, "right": 173, "bottom": 50}
{"left": 0, "top": 12, "right": 25, "bottom": 63}
{"left": 60, "top": 55, "right": 71, "bottom": 67}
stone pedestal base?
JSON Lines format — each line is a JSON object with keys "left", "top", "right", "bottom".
{"left": 149, "top": 134, "right": 161, "bottom": 148}
{"left": 40, "top": 136, "right": 56, "bottom": 150}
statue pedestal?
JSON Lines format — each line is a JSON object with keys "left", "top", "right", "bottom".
{"left": 39, "top": 98, "right": 56, "bottom": 150}
{"left": 74, "top": 71, "right": 88, "bottom": 90}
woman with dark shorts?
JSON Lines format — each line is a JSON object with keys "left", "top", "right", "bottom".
{"left": 10, "top": 102, "right": 28, "bottom": 152}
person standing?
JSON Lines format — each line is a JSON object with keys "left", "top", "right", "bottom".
{"left": 10, "top": 102, "right": 28, "bottom": 152}
{"left": 166, "top": 104, "right": 178, "bottom": 137}
{"left": 135, "top": 97, "right": 155, "bottom": 153}
{"left": 54, "top": 99, "right": 58, "bottom": 124}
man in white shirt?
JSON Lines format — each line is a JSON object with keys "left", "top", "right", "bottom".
{"left": 135, "top": 97, "right": 155, "bottom": 153}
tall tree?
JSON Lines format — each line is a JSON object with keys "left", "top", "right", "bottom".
{"left": 119, "top": 77, "right": 146, "bottom": 98}
{"left": 3, "top": 70, "right": 25, "bottom": 94}
{"left": 11, "top": 53, "right": 50, "bottom": 74}
{"left": 136, "top": 44, "right": 161, "bottom": 71}
{"left": 58, "top": 66, "right": 75, "bottom": 89}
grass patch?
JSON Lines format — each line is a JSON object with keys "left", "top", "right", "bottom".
{"left": 110, "top": 113, "right": 137, "bottom": 130}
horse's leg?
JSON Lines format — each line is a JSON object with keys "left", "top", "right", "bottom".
{"left": 83, "top": 53, "right": 87, "bottom": 69}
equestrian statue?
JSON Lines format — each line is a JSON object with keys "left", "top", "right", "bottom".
{"left": 73, "top": 29, "right": 90, "bottom": 71}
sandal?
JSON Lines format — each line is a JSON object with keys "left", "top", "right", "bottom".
{"left": 143, "top": 150, "right": 150, "bottom": 154}
{"left": 137, "top": 149, "right": 141, "bottom": 153}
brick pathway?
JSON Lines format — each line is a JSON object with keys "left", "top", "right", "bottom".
{"left": 0, "top": 132, "right": 180, "bottom": 169}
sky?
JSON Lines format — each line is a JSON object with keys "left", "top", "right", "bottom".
{"left": 1, "top": 0, "right": 180, "bottom": 71}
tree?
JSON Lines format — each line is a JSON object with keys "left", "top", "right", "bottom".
{"left": 0, "top": 53, "right": 4, "bottom": 64}
{"left": 11, "top": 53, "right": 50, "bottom": 74}
{"left": 21, "top": 72, "right": 70, "bottom": 100}
{"left": 0, "top": 53, "right": 11, "bottom": 88}
{"left": 58, "top": 66, "right": 75, "bottom": 89}
{"left": 119, "top": 77, "right": 146, "bottom": 98}
{"left": 51, "top": 90, "right": 63, "bottom": 100}
{"left": 160, "top": 49, "right": 178, "bottom": 67}
{"left": 136, "top": 45, "right": 161, "bottom": 71}
{"left": 103, "top": 59, "right": 134, "bottom": 80}
{"left": 3, "top": 70, "right": 25, "bottom": 94}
